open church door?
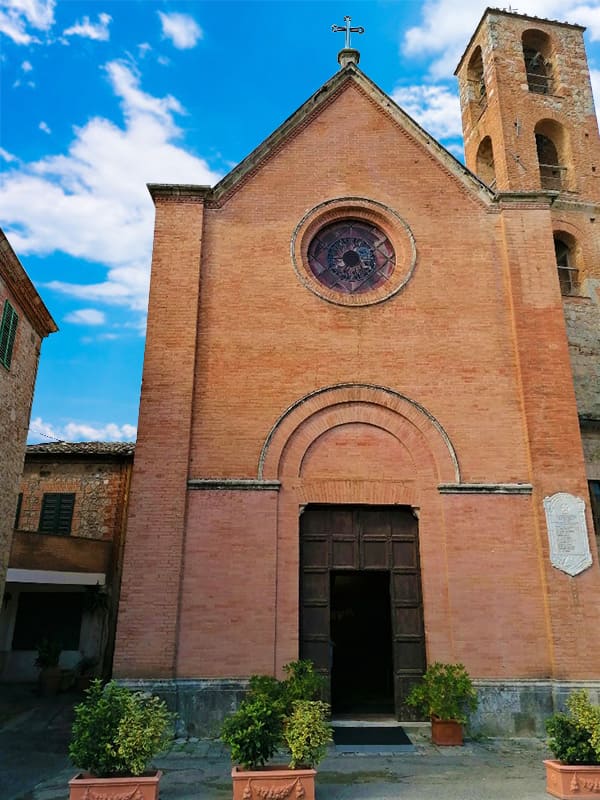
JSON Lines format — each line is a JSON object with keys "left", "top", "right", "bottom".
{"left": 299, "top": 506, "right": 425, "bottom": 719}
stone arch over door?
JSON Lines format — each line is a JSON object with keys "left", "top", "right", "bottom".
{"left": 262, "top": 384, "right": 458, "bottom": 685}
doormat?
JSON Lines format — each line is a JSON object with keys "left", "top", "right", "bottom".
{"left": 332, "top": 725, "right": 415, "bottom": 753}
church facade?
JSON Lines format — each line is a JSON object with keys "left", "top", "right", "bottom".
{"left": 114, "top": 9, "right": 600, "bottom": 735}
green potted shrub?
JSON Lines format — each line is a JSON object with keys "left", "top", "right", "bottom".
{"left": 35, "top": 638, "right": 62, "bottom": 697}
{"left": 405, "top": 662, "right": 478, "bottom": 745}
{"left": 544, "top": 689, "right": 600, "bottom": 799}
{"left": 73, "top": 655, "right": 98, "bottom": 692}
{"left": 68, "top": 679, "right": 173, "bottom": 800}
{"left": 284, "top": 699, "right": 332, "bottom": 768}
{"left": 221, "top": 660, "right": 332, "bottom": 800}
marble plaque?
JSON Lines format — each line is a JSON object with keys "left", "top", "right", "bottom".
{"left": 543, "top": 492, "right": 592, "bottom": 576}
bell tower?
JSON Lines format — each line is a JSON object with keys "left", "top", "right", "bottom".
{"left": 455, "top": 8, "right": 600, "bottom": 301}
{"left": 457, "top": 8, "right": 600, "bottom": 534}
{"left": 456, "top": 9, "right": 600, "bottom": 200}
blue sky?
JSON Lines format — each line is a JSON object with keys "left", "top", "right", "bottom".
{"left": 1, "top": 0, "right": 599, "bottom": 444}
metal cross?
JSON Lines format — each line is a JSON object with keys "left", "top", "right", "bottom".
{"left": 331, "top": 16, "right": 364, "bottom": 50}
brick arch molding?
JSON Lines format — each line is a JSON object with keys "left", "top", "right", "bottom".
{"left": 258, "top": 383, "right": 460, "bottom": 483}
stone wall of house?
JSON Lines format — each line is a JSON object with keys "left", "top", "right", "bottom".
{"left": 18, "top": 456, "right": 131, "bottom": 541}
{"left": 0, "top": 273, "right": 43, "bottom": 604}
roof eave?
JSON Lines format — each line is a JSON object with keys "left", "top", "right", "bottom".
{"left": 0, "top": 230, "right": 57, "bottom": 338}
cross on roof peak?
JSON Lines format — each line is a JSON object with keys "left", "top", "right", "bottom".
{"left": 331, "top": 15, "right": 364, "bottom": 51}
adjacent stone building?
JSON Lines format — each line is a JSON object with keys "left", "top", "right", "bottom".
{"left": 114, "top": 9, "right": 600, "bottom": 735}
{"left": 0, "top": 229, "right": 56, "bottom": 611}
{"left": 0, "top": 442, "right": 134, "bottom": 682}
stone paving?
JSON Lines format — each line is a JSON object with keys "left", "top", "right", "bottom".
{"left": 0, "top": 686, "right": 554, "bottom": 800}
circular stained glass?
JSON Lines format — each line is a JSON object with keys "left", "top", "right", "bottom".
{"left": 307, "top": 220, "right": 395, "bottom": 294}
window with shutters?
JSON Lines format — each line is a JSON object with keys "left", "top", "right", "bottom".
{"left": 38, "top": 493, "right": 75, "bottom": 535}
{"left": 0, "top": 299, "right": 18, "bottom": 370}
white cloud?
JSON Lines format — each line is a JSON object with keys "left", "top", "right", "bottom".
{"left": 0, "top": 0, "right": 55, "bottom": 45}
{"left": 591, "top": 68, "right": 600, "bottom": 112}
{"left": 63, "top": 12, "right": 111, "bottom": 42}
{"left": 0, "top": 147, "right": 17, "bottom": 162}
{"left": 21, "top": 59, "right": 32, "bottom": 71}
{"left": 107, "top": 60, "right": 183, "bottom": 124}
{"left": 137, "top": 42, "right": 151, "bottom": 58}
{"left": 28, "top": 416, "right": 137, "bottom": 443}
{"left": 569, "top": 4, "right": 600, "bottom": 41}
{"left": 12, "top": 77, "right": 35, "bottom": 88}
{"left": 64, "top": 308, "right": 106, "bottom": 325}
{"left": 402, "top": 0, "right": 600, "bottom": 79}
{"left": 80, "top": 332, "right": 119, "bottom": 343}
{"left": 158, "top": 11, "right": 202, "bottom": 49}
{"left": 392, "top": 83, "right": 463, "bottom": 142}
{"left": 39, "top": 120, "right": 50, "bottom": 134}
{"left": 0, "top": 60, "right": 221, "bottom": 313}
{"left": 446, "top": 142, "right": 466, "bottom": 160}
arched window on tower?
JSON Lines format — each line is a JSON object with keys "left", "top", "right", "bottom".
{"left": 467, "top": 46, "right": 486, "bottom": 112}
{"left": 554, "top": 233, "right": 579, "bottom": 296}
{"left": 535, "top": 120, "right": 568, "bottom": 190}
{"left": 476, "top": 137, "right": 496, "bottom": 189}
{"left": 522, "top": 30, "right": 554, "bottom": 94}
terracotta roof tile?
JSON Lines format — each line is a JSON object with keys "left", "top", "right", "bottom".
{"left": 26, "top": 441, "right": 135, "bottom": 456}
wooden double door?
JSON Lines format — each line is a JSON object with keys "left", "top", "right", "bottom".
{"left": 299, "top": 505, "right": 426, "bottom": 718}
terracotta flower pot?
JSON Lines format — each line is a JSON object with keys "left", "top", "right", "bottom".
{"left": 231, "top": 765, "right": 316, "bottom": 800}
{"left": 38, "top": 666, "right": 62, "bottom": 697}
{"left": 68, "top": 771, "right": 162, "bottom": 800}
{"left": 431, "top": 716, "right": 463, "bottom": 746}
{"left": 544, "top": 759, "right": 600, "bottom": 799}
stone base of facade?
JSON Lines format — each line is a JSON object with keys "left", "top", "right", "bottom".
{"left": 118, "top": 678, "right": 248, "bottom": 738}
{"left": 118, "top": 678, "right": 600, "bottom": 738}
{"left": 470, "top": 680, "right": 600, "bottom": 736}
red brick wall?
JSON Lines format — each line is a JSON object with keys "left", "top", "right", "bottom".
{"left": 178, "top": 490, "right": 279, "bottom": 677}
{"left": 113, "top": 192, "right": 205, "bottom": 678}
{"left": 115, "top": 64, "right": 600, "bottom": 682}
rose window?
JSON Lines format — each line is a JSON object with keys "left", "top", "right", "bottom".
{"left": 307, "top": 220, "right": 395, "bottom": 294}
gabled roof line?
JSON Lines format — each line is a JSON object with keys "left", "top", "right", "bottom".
{"left": 207, "top": 62, "right": 493, "bottom": 209}
{"left": 209, "top": 68, "right": 351, "bottom": 206}
{"left": 347, "top": 66, "right": 493, "bottom": 206}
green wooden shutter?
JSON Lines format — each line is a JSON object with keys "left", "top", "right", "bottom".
{"left": 39, "top": 493, "right": 75, "bottom": 534}
{"left": 39, "top": 494, "right": 59, "bottom": 532}
{"left": 56, "top": 494, "right": 75, "bottom": 534}
{"left": 0, "top": 300, "right": 18, "bottom": 369}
